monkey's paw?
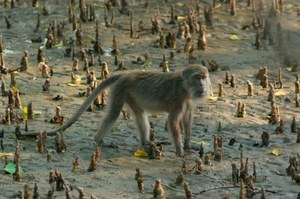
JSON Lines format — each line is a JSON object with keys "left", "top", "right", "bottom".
{"left": 184, "top": 141, "right": 191, "bottom": 150}
{"left": 190, "top": 143, "right": 200, "bottom": 151}
{"left": 95, "top": 139, "right": 104, "bottom": 146}
{"left": 176, "top": 148, "right": 185, "bottom": 158}
{"left": 184, "top": 141, "right": 200, "bottom": 151}
{"left": 176, "top": 152, "right": 185, "bottom": 158}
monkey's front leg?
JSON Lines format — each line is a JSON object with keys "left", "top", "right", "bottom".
{"left": 168, "top": 111, "right": 184, "bottom": 157}
{"left": 183, "top": 107, "right": 192, "bottom": 150}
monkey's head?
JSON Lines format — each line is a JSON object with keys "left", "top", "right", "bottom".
{"left": 182, "top": 65, "right": 211, "bottom": 99}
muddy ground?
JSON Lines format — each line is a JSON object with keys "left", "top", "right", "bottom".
{"left": 0, "top": 0, "right": 299, "bottom": 198}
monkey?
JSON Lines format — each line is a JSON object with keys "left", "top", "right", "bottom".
{"left": 45, "top": 65, "right": 211, "bottom": 157}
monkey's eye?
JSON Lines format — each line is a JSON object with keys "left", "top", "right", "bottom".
{"left": 201, "top": 75, "right": 207, "bottom": 79}
{"left": 193, "top": 74, "right": 201, "bottom": 80}
{"left": 193, "top": 74, "right": 206, "bottom": 80}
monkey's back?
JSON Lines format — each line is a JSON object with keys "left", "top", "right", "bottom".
{"left": 112, "top": 71, "right": 189, "bottom": 112}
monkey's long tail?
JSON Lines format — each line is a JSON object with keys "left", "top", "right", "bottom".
{"left": 44, "top": 74, "right": 121, "bottom": 136}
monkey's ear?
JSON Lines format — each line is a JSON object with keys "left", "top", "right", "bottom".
{"left": 198, "top": 65, "right": 209, "bottom": 74}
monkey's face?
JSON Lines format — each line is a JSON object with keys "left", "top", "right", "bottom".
{"left": 183, "top": 66, "right": 211, "bottom": 99}
{"left": 190, "top": 73, "right": 211, "bottom": 98}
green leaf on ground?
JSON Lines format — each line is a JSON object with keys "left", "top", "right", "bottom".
{"left": 4, "top": 163, "right": 24, "bottom": 174}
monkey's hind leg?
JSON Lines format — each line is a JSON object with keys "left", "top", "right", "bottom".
{"left": 168, "top": 110, "right": 184, "bottom": 157}
{"left": 94, "top": 92, "right": 125, "bottom": 144}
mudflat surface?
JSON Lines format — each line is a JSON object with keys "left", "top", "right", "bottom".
{"left": 0, "top": 0, "right": 299, "bottom": 198}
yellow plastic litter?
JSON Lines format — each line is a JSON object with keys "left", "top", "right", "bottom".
{"left": 0, "top": 152, "right": 14, "bottom": 158}
{"left": 23, "top": 107, "right": 42, "bottom": 115}
{"left": 207, "top": 96, "right": 218, "bottom": 102}
{"left": 71, "top": 75, "right": 81, "bottom": 84}
{"left": 176, "top": 2, "right": 184, "bottom": 7}
{"left": 23, "top": 106, "right": 28, "bottom": 114}
{"left": 271, "top": 147, "right": 283, "bottom": 156}
{"left": 229, "top": 34, "right": 240, "bottom": 40}
{"left": 12, "top": 86, "right": 18, "bottom": 93}
{"left": 33, "top": 110, "right": 42, "bottom": 115}
{"left": 275, "top": 90, "right": 286, "bottom": 97}
{"left": 134, "top": 149, "right": 148, "bottom": 157}
{"left": 191, "top": 140, "right": 210, "bottom": 146}
{"left": 177, "top": 16, "right": 185, "bottom": 21}
{"left": 286, "top": 67, "right": 292, "bottom": 72}
{"left": 67, "top": 83, "right": 81, "bottom": 87}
